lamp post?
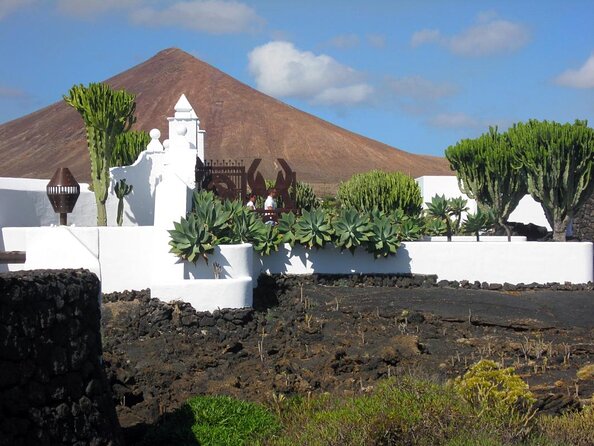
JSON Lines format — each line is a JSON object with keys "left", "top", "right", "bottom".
{"left": 46, "top": 168, "right": 80, "bottom": 225}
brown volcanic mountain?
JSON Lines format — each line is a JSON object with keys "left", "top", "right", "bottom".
{"left": 0, "top": 48, "right": 450, "bottom": 190}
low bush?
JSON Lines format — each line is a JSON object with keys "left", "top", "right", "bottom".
{"left": 535, "top": 403, "right": 594, "bottom": 446}
{"left": 337, "top": 170, "right": 423, "bottom": 215}
{"left": 140, "top": 371, "right": 594, "bottom": 446}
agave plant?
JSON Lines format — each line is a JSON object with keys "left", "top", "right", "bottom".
{"left": 463, "top": 208, "right": 495, "bottom": 241}
{"left": 168, "top": 214, "right": 217, "bottom": 264}
{"left": 397, "top": 219, "right": 423, "bottom": 241}
{"left": 368, "top": 216, "right": 400, "bottom": 258}
{"left": 295, "top": 208, "right": 333, "bottom": 249}
{"left": 333, "top": 208, "right": 373, "bottom": 254}
{"left": 277, "top": 212, "right": 298, "bottom": 246}
{"left": 252, "top": 223, "right": 282, "bottom": 256}
{"left": 425, "top": 194, "right": 454, "bottom": 241}
{"left": 424, "top": 217, "right": 447, "bottom": 236}
{"left": 449, "top": 196, "right": 469, "bottom": 233}
{"left": 229, "top": 208, "right": 261, "bottom": 244}
{"left": 192, "top": 191, "right": 232, "bottom": 241}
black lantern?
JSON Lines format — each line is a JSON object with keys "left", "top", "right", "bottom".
{"left": 46, "top": 168, "right": 80, "bottom": 225}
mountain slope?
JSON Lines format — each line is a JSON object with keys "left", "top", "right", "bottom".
{"left": 0, "top": 48, "right": 451, "bottom": 189}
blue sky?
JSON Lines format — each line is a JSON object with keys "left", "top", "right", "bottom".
{"left": 0, "top": 0, "right": 593, "bottom": 156}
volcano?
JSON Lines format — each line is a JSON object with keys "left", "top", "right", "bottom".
{"left": 0, "top": 48, "right": 450, "bottom": 191}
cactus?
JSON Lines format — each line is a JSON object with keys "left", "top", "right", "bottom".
{"left": 507, "top": 120, "right": 594, "bottom": 241}
{"left": 112, "top": 130, "right": 150, "bottom": 167}
{"left": 337, "top": 170, "right": 422, "bottom": 215}
{"left": 114, "top": 179, "right": 133, "bottom": 226}
{"left": 64, "top": 83, "right": 137, "bottom": 226}
{"left": 446, "top": 127, "right": 527, "bottom": 241}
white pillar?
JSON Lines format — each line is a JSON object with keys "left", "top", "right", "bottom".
{"left": 167, "top": 94, "right": 205, "bottom": 161}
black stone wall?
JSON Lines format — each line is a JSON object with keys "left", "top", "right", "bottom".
{"left": 573, "top": 192, "right": 594, "bottom": 241}
{"left": 0, "top": 269, "right": 122, "bottom": 446}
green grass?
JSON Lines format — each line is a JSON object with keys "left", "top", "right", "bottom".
{"left": 139, "top": 395, "right": 280, "bottom": 446}
{"left": 140, "top": 378, "right": 594, "bottom": 446}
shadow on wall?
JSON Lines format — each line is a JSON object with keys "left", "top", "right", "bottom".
{"left": 110, "top": 154, "right": 159, "bottom": 226}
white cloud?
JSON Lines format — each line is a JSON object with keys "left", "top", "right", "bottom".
{"left": 411, "top": 29, "right": 441, "bottom": 48}
{"left": 312, "top": 84, "right": 374, "bottom": 106}
{"left": 555, "top": 53, "right": 594, "bottom": 89}
{"left": 386, "top": 76, "right": 457, "bottom": 101}
{"left": 428, "top": 112, "right": 480, "bottom": 129}
{"left": 57, "top": 0, "right": 140, "bottom": 17}
{"left": 0, "top": 0, "right": 36, "bottom": 20}
{"left": 367, "top": 34, "right": 386, "bottom": 48}
{"left": 131, "top": 1, "right": 264, "bottom": 34}
{"left": 326, "top": 34, "right": 359, "bottom": 49}
{"left": 248, "top": 41, "right": 373, "bottom": 106}
{"left": 411, "top": 13, "right": 530, "bottom": 56}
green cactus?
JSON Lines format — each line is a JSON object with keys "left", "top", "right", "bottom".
{"left": 64, "top": 83, "right": 137, "bottom": 226}
{"left": 112, "top": 130, "right": 150, "bottom": 167}
{"left": 337, "top": 170, "right": 423, "bottom": 215}
{"left": 445, "top": 127, "right": 527, "bottom": 241}
{"left": 114, "top": 179, "right": 133, "bottom": 226}
{"left": 507, "top": 120, "right": 594, "bottom": 241}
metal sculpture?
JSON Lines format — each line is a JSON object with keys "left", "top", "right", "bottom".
{"left": 46, "top": 168, "right": 80, "bottom": 225}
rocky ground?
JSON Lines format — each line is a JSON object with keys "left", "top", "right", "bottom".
{"left": 100, "top": 275, "right": 594, "bottom": 444}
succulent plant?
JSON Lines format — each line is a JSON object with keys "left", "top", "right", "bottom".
{"left": 337, "top": 170, "right": 423, "bottom": 215}
{"left": 168, "top": 214, "right": 217, "bottom": 264}
{"left": 463, "top": 208, "right": 495, "bottom": 241}
{"left": 295, "top": 209, "right": 333, "bottom": 249}
{"left": 424, "top": 217, "right": 447, "bottom": 236}
{"left": 114, "top": 178, "right": 133, "bottom": 226}
{"left": 396, "top": 219, "right": 423, "bottom": 241}
{"left": 333, "top": 208, "right": 373, "bottom": 253}
{"left": 368, "top": 215, "right": 400, "bottom": 258}
{"left": 277, "top": 212, "right": 298, "bottom": 246}
{"left": 425, "top": 195, "right": 454, "bottom": 241}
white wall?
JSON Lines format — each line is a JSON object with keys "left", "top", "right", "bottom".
{"left": 416, "top": 176, "right": 551, "bottom": 230}
{"left": 0, "top": 226, "right": 254, "bottom": 310}
{"left": 256, "top": 242, "right": 593, "bottom": 284}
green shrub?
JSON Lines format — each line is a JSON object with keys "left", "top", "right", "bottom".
{"left": 453, "top": 360, "right": 537, "bottom": 440}
{"left": 536, "top": 403, "right": 594, "bottom": 446}
{"left": 140, "top": 395, "right": 279, "bottom": 446}
{"left": 268, "top": 377, "right": 495, "bottom": 446}
{"left": 337, "top": 170, "right": 423, "bottom": 215}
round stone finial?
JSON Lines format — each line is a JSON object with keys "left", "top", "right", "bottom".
{"left": 149, "top": 128, "right": 161, "bottom": 139}
{"left": 163, "top": 139, "right": 170, "bottom": 149}
{"left": 176, "top": 124, "right": 187, "bottom": 136}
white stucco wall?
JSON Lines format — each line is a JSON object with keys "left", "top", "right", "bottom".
{"left": 416, "top": 176, "right": 551, "bottom": 230}
{"left": 256, "top": 242, "right": 593, "bottom": 284}
{"left": 0, "top": 226, "right": 253, "bottom": 310}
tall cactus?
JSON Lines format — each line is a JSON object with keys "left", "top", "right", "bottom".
{"left": 445, "top": 127, "right": 527, "bottom": 241}
{"left": 507, "top": 120, "right": 594, "bottom": 241}
{"left": 337, "top": 170, "right": 423, "bottom": 215}
{"left": 112, "top": 130, "right": 150, "bottom": 167}
{"left": 64, "top": 83, "right": 137, "bottom": 226}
